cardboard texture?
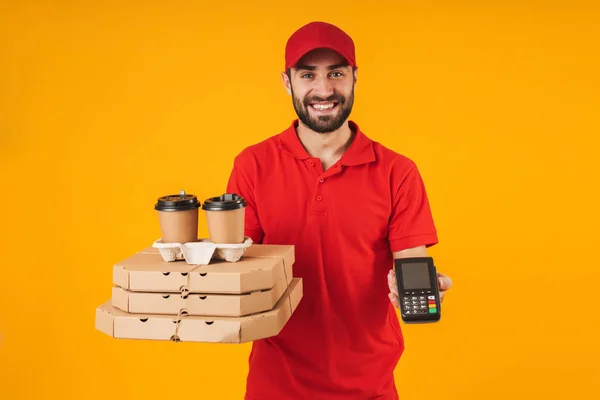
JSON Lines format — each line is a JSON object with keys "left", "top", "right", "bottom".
{"left": 113, "top": 244, "right": 294, "bottom": 294}
{"left": 96, "top": 277, "right": 303, "bottom": 343}
{"left": 111, "top": 267, "right": 290, "bottom": 316}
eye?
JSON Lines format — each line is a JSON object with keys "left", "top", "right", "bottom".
{"left": 330, "top": 71, "right": 344, "bottom": 78}
{"left": 301, "top": 73, "right": 313, "bottom": 79}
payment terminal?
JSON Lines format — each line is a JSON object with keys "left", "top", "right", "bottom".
{"left": 394, "top": 257, "right": 441, "bottom": 323}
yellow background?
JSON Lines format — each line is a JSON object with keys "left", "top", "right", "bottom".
{"left": 1, "top": 1, "right": 599, "bottom": 399}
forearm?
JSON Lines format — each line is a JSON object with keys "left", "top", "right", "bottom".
{"left": 392, "top": 245, "right": 428, "bottom": 259}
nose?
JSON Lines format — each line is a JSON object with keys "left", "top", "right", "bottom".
{"left": 313, "top": 76, "right": 334, "bottom": 98}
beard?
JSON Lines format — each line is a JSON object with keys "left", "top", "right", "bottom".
{"left": 291, "top": 85, "right": 354, "bottom": 134}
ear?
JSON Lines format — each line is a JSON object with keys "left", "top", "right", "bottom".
{"left": 353, "top": 67, "right": 358, "bottom": 85}
{"left": 281, "top": 71, "right": 292, "bottom": 96}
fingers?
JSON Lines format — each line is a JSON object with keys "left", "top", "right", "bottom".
{"left": 388, "top": 270, "right": 400, "bottom": 309}
{"left": 387, "top": 270, "right": 398, "bottom": 297}
{"left": 437, "top": 272, "right": 452, "bottom": 303}
{"left": 388, "top": 292, "right": 400, "bottom": 309}
{"left": 437, "top": 273, "right": 453, "bottom": 291}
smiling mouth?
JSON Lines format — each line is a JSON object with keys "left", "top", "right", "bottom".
{"left": 309, "top": 102, "right": 338, "bottom": 111}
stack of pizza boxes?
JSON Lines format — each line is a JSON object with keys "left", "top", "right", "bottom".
{"left": 95, "top": 193, "right": 303, "bottom": 344}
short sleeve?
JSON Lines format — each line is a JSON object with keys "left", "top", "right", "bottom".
{"left": 226, "top": 152, "right": 264, "bottom": 244}
{"left": 388, "top": 161, "right": 438, "bottom": 252}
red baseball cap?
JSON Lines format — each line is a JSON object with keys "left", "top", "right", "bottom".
{"left": 284, "top": 21, "right": 356, "bottom": 70}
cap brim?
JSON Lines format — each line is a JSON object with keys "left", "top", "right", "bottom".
{"left": 286, "top": 45, "right": 355, "bottom": 70}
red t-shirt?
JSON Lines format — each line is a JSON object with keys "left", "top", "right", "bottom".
{"left": 226, "top": 120, "right": 438, "bottom": 400}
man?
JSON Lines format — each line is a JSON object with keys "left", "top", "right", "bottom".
{"left": 226, "top": 21, "right": 453, "bottom": 400}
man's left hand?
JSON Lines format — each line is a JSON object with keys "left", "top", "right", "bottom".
{"left": 387, "top": 269, "right": 453, "bottom": 309}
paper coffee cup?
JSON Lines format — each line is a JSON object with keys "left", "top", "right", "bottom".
{"left": 155, "top": 190, "right": 200, "bottom": 244}
{"left": 202, "top": 193, "right": 246, "bottom": 244}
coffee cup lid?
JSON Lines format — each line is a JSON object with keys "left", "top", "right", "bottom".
{"left": 155, "top": 190, "right": 200, "bottom": 211}
{"left": 202, "top": 193, "right": 247, "bottom": 211}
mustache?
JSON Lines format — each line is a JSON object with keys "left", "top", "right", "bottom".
{"left": 303, "top": 94, "right": 345, "bottom": 106}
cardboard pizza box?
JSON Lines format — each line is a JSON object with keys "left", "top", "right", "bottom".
{"left": 95, "top": 278, "right": 303, "bottom": 344}
{"left": 111, "top": 263, "right": 290, "bottom": 316}
{"left": 112, "top": 244, "right": 294, "bottom": 294}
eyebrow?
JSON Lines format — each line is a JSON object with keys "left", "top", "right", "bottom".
{"left": 295, "top": 63, "right": 350, "bottom": 71}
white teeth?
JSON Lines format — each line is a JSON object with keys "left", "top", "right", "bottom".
{"left": 312, "top": 103, "right": 335, "bottom": 110}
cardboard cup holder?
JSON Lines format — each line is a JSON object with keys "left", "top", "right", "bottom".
{"left": 152, "top": 237, "right": 253, "bottom": 265}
